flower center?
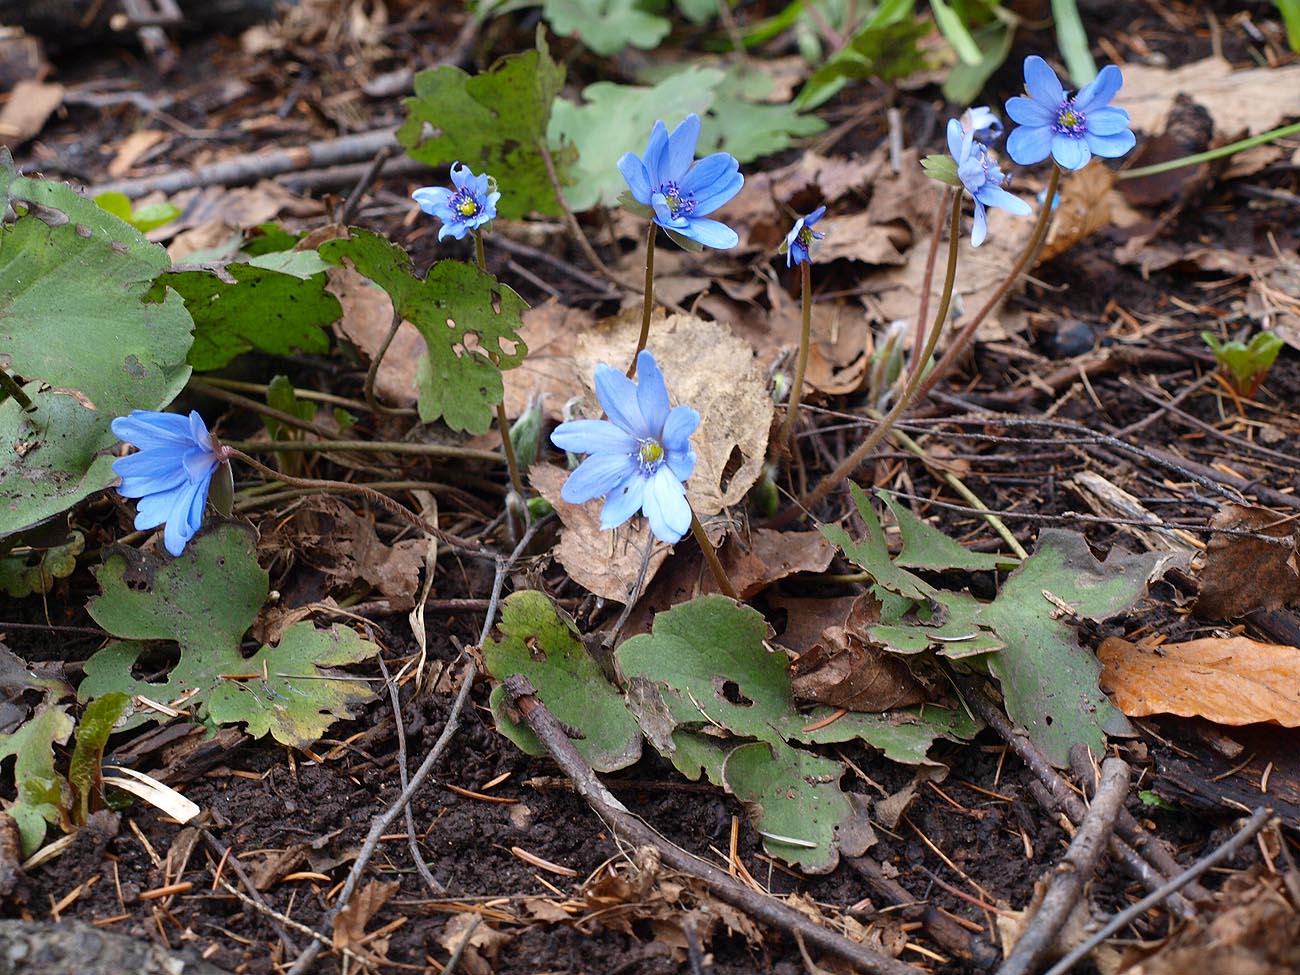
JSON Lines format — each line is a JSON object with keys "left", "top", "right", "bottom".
{"left": 636, "top": 438, "right": 664, "bottom": 474}
{"left": 1055, "top": 102, "right": 1086, "bottom": 136}
{"left": 657, "top": 180, "right": 696, "bottom": 218}
{"left": 452, "top": 189, "right": 480, "bottom": 219}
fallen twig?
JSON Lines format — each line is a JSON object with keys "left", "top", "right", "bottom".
{"left": 1041, "top": 806, "right": 1273, "bottom": 975}
{"left": 200, "top": 829, "right": 298, "bottom": 957}
{"left": 998, "top": 758, "right": 1130, "bottom": 975}
{"left": 501, "top": 673, "right": 925, "bottom": 975}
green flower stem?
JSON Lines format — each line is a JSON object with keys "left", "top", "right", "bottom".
{"left": 226, "top": 447, "right": 482, "bottom": 552}
{"left": 473, "top": 227, "right": 527, "bottom": 500}
{"left": 1119, "top": 120, "right": 1300, "bottom": 180}
{"left": 628, "top": 222, "right": 657, "bottom": 379}
{"left": 779, "top": 190, "right": 964, "bottom": 525}
{"left": 689, "top": 509, "right": 738, "bottom": 599}
{"left": 0, "top": 370, "right": 35, "bottom": 412}
{"left": 775, "top": 259, "right": 813, "bottom": 460}
{"left": 223, "top": 438, "right": 504, "bottom": 464}
{"left": 911, "top": 164, "right": 1062, "bottom": 407}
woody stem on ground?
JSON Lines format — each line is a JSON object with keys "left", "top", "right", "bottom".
{"left": 690, "top": 510, "right": 738, "bottom": 599}
{"left": 628, "top": 222, "right": 656, "bottom": 378}
{"left": 0, "top": 369, "right": 35, "bottom": 412}
{"left": 775, "top": 259, "right": 813, "bottom": 460}
{"left": 774, "top": 190, "right": 964, "bottom": 527}
{"left": 472, "top": 228, "right": 527, "bottom": 499}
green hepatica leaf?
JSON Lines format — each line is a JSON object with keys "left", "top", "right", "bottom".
{"left": 696, "top": 65, "right": 826, "bottom": 163}
{"left": 869, "top": 589, "right": 1004, "bottom": 660}
{"left": 787, "top": 704, "right": 981, "bottom": 767}
{"left": 549, "top": 69, "right": 721, "bottom": 212}
{"left": 821, "top": 484, "right": 934, "bottom": 602}
{"left": 723, "top": 740, "right": 874, "bottom": 873}
{"left": 0, "top": 703, "right": 74, "bottom": 855}
{"left": 153, "top": 264, "right": 340, "bottom": 372}
{"left": 543, "top": 0, "right": 670, "bottom": 56}
{"left": 484, "top": 590, "right": 641, "bottom": 772}
{"left": 978, "top": 529, "right": 1154, "bottom": 767}
{"left": 0, "top": 529, "right": 84, "bottom": 598}
{"left": 78, "top": 524, "right": 378, "bottom": 748}
{"left": 319, "top": 230, "right": 527, "bottom": 434}
{"left": 397, "top": 37, "right": 567, "bottom": 219}
{"left": 879, "top": 491, "right": 1015, "bottom": 572}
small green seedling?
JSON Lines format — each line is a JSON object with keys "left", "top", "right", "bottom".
{"left": 1201, "top": 329, "right": 1284, "bottom": 398}
{"left": 93, "top": 191, "right": 181, "bottom": 233}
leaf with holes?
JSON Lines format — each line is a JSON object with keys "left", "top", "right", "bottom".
{"left": 484, "top": 590, "right": 642, "bottom": 772}
{"left": 820, "top": 484, "right": 935, "bottom": 602}
{"left": 78, "top": 524, "right": 378, "bottom": 748}
{"left": 0, "top": 703, "right": 73, "bottom": 855}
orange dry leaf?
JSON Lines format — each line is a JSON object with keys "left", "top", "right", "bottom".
{"left": 1099, "top": 636, "right": 1300, "bottom": 726}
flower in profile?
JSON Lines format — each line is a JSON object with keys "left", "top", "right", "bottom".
{"left": 947, "top": 119, "right": 1031, "bottom": 247}
{"left": 112, "top": 410, "right": 224, "bottom": 557}
{"left": 783, "top": 206, "right": 827, "bottom": 266}
{"left": 618, "top": 114, "right": 743, "bottom": 249}
{"left": 1005, "top": 56, "right": 1135, "bottom": 170}
{"left": 411, "top": 162, "right": 500, "bottom": 241}
{"left": 962, "top": 105, "right": 1004, "bottom": 145}
{"left": 550, "top": 349, "right": 699, "bottom": 543}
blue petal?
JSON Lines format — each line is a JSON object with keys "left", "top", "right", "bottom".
{"left": 133, "top": 490, "right": 174, "bottom": 531}
{"left": 946, "top": 117, "right": 964, "bottom": 159}
{"left": 642, "top": 466, "right": 690, "bottom": 543}
{"left": 662, "top": 404, "right": 699, "bottom": 455}
{"left": 161, "top": 471, "right": 212, "bottom": 557}
{"left": 679, "top": 152, "right": 737, "bottom": 201}
{"left": 642, "top": 120, "right": 671, "bottom": 187}
{"left": 1085, "top": 129, "right": 1136, "bottom": 158}
{"left": 599, "top": 474, "right": 646, "bottom": 531}
{"left": 449, "top": 162, "right": 470, "bottom": 190}
{"left": 688, "top": 168, "right": 743, "bottom": 217}
{"left": 804, "top": 205, "right": 826, "bottom": 227}
{"left": 665, "top": 445, "right": 697, "bottom": 483}
{"left": 1023, "top": 55, "right": 1065, "bottom": 107}
{"left": 111, "top": 410, "right": 197, "bottom": 449}
{"left": 187, "top": 410, "right": 211, "bottom": 445}
{"left": 550, "top": 419, "right": 636, "bottom": 455}
{"left": 113, "top": 452, "right": 188, "bottom": 498}
{"left": 1051, "top": 133, "right": 1091, "bottom": 170}
{"left": 663, "top": 114, "right": 702, "bottom": 183}
{"left": 1084, "top": 106, "right": 1130, "bottom": 136}
{"left": 1005, "top": 96, "right": 1055, "bottom": 127}
{"left": 1073, "top": 64, "right": 1123, "bottom": 115}
{"left": 634, "top": 351, "right": 670, "bottom": 436}
{"left": 1006, "top": 125, "right": 1053, "bottom": 165}
{"left": 969, "top": 200, "right": 988, "bottom": 247}
{"left": 594, "top": 363, "right": 649, "bottom": 438}
{"left": 561, "top": 452, "right": 637, "bottom": 504}
{"left": 411, "top": 187, "right": 452, "bottom": 214}
{"left": 618, "top": 152, "right": 652, "bottom": 205}
{"left": 182, "top": 445, "right": 218, "bottom": 481}
{"left": 650, "top": 194, "right": 688, "bottom": 229}
{"left": 678, "top": 218, "right": 739, "bottom": 250}
{"left": 438, "top": 220, "right": 471, "bottom": 241}
{"left": 977, "top": 184, "right": 1032, "bottom": 216}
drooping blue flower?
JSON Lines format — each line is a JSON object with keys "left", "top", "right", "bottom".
{"left": 784, "top": 206, "right": 826, "bottom": 266}
{"left": 962, "top": 105, "right": 1004, "bottom": 146}
{"left": 618, "top": 114, "right": 744, "bottom": 250}
{"left": 111, "top": 410, "right": 224, "bottom": 557}
{"left": 550, "top": 349, "right": 699, "bottom": 544}
{"left": 1005, "top": 56, "right": 1136, "bottom": 170}
{"left": 948, "top": 119, "right": 1032, "bottom": 247}
{"left": 412, "top": 162, "right": 500, "bottom": 241}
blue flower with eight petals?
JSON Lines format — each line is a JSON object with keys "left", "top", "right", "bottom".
{"left": 1005, "top": 56, "right": 1136, "bottom": 170}
{"left": 550, "top": 349, "right": 700, "bottom": 544}
{"left": 618, "top": 114, "right": 743, "bottom": 250}
{"left": 784, "top": 206, "right": 826, "bottom": 266}
{"left": 412, "top": 162, "right": 500, "bottom": 241}
{"left": 112, "top": 410, "right": 225, "bottom": 556}
{"left": 948, "top": 119, "right": 1031, "bottom": 247}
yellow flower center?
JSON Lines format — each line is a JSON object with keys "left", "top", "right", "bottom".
{"left": 638, "top": 440, "right": 664, "bottom": 466}
{"left": 457, "top": 197, "right": 479, "bottom": 217}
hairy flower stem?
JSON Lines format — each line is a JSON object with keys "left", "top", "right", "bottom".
{"left": 775, "top": 260, "right": 813, "bottom": 460}
{"left": 628, "top": 223, "right": 656, "bottom": 379}
{"left": 689, "top": 510, "right": 738, "bottom": 599}
{"left": 776, "top": 191, "right": 964, "bottom": 526}
{"left": 226, "top": 447, "right": 482, "bottom": 552}
{"left": 472, "top": 228, "right": 526, "bottom": 500}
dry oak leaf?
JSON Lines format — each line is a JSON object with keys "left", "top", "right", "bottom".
{"left": 1195, "top": 504, "right": 1300, "bottom": 619}
{"left": 1119, "top": 57, "right": 1300, "bottom": 142}
{"left": 1099, "top": 636, "right": 1300, "bottom": 727}
{"left": 332, "top": 878, "right": 399, "bottom": 952}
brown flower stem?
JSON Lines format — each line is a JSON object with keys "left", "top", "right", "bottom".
{"left": 775, "top": 259, "right": 813, "bottom": 460}
{"left": 627, "top": 222, "right": 656, "bottom": 378}
{"left": 911, "top": 187, "right": 951, "bottom": 367}
{"left": 474, "top": 228, "right": 526, "bottom": 499}
{"left": 689, "top": 510, "right": 738, "bottom": 599}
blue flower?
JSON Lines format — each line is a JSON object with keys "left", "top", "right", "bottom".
{"left": 962, "top": 105, "right": 1004, "bottom": 145}
{"left": 550, "top": 350, "right": 700, "bottom": 544}
{"left": 784, "top": 206, "right": 826, "bottom": 266}
{"left": 618, "top": 114, "right": 743, "bottom": 250}
{"left": 412, "top": 162, "right": 500, "bottom": 241}
{"left": 111, "top": 410, "right": 223, "bottom": 557}
{"left": 947, "top": 119, "right": 1032, "bottom": 247}
{"left": 1005, "top": 56, "right": 1136, "bottom": 170}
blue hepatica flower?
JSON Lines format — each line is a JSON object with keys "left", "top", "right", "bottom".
{"left": 962, "top": 105, "right": 1004, "bottom": 146}
{"left": 784, "top": 206, "right": 826, "bottom": 267}
{"left": 112, "top": 410, "right": 224, "bottom": 557}
{"left": 550, "top": 349, "right": 700, "bottom": 544}
{"left": 1006, "top": 56, "right": 1136, "bottom": 170}
{"left": 412, "top": 162, "right": 500, "bottom": 241}
{"left": 948, "top": 119, "right": 1032, "bottom": 247}
{"left": 618, "top": 114, "right": 743, "bottom": 250}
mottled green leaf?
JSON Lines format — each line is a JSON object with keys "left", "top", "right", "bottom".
{"left": 880, "top": 490, "right": 1017, "bottom": 572}
{"left": 0, "top": 530, "right": 84, "bottom": 598}
{"left": 0, "top": 703, "right": 73, "bottom": 855}
{"left": 821, "top": 484, "right": 934, "bottom": 602}
{"left": 544, "top": 0, "right": 670, "bottom": 55}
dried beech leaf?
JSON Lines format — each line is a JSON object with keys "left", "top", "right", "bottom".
{"left": 1099, "top": 636, "right": 1300, "bottom": 727}
{"left": 332, "top": 879, "right": 399, "bottom": 950}
{"left": 1196, "top": 505, "right": 1300, "bottom": 619}
{"left": 1039, "top": 164, "right": 1117, "bottom": 262}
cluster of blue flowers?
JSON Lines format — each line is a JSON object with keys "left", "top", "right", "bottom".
{"left": 112, "top": 55, "right": 1135, "bottom": 554}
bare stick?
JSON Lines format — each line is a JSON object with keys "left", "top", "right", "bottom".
{"left": 200, "top": 829, "right": 298, "bottom": 956}
{"left": 535, "top": 137, "right": 628, "bottom": 291}
{"left": 998, "top": 758, "right": 1130, "bottom": 975}
{"left": 1041, "top": 807, "right": 1273, "bottom": 975}
{"left": 501, "top": 674, "right": 926, "bottom": 975}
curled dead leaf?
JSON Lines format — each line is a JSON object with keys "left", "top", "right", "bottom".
{"left": 1195, "top": 505, "right": 1300, "bottom": 619}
